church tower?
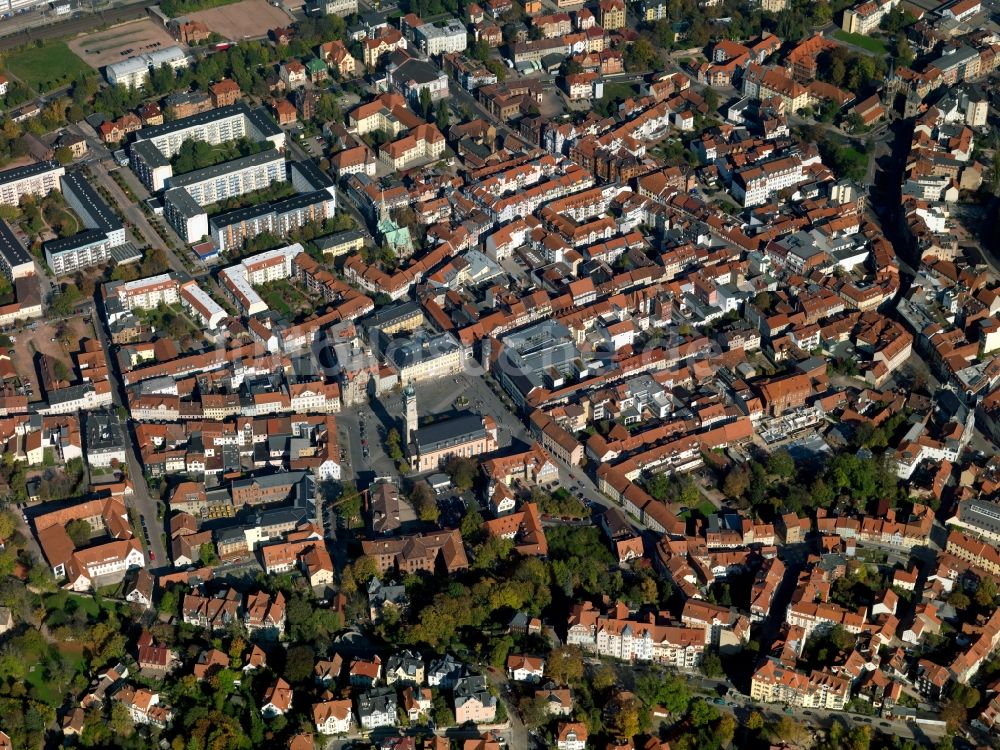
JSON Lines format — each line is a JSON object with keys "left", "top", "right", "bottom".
{"left": 403, "top": 381, "right": 417, "bottom": 448}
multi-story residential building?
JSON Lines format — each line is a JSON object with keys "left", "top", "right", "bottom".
{"left": 209, "top": 78, "right": 242, "bottom": 107}
{"left": 427, "top": 654, "right": 470, "bottom": 689}
{"left": 357, "top": 687, "right": 398, "bottom": 730}
{"left": 164, "top": 149, "right": 287, "bottom": 242}
{"left": 322, "top": 0, "right": 358, "bottom": 14}
{"left": 731, "top": 156, "right": 806, "bottom": 207}
{"left": 85, "top": 409, "right": 127, "bottom": 468}
{"left": 385, "top": 650, "right": 425, "bottom": 685}
{"left": 0, "top": 161, "right": 65, "bottom": 207}
{"left": 244, "top": 590, "right": 287, "bottom": 639}
{"left": 113, "top": 686, "right": 174, "bottom": 728}
{"left": 218, "top": 243, "right": 304, "bottom": 315}
{"left": 750, "top": 659, "right": 851, "bottom": 709}
{"left": 786, "top": 600, "right": 866, "bottom": 643}
{"left": 182, "top": 589, "right": 243, "bottom": 631}
{"left": 106, "top": 273, "right": 179, "bottom": 311}
{"left": 598, "top": 0, "right": 625, "bottom": 29}
{"left": 231, "top": 469, "right": 311, "bottom": 507}
{"left": 261, "top": 678, "right": 293, "bottom": 717}
{"left": 209, "top": 190, "right": 336, "bottom": 254}
{"left": 0, "top": 220, "right": 35, "bottom": 280}
{"left": 454, "top": 675, "right": 497, "bottom": 724}
{"left": 841, "top": 0, "right": 899, "bottom": 35}
{"left": 557, "top": 723, "right": 588, "bottom": 750}
{"left": 507, "top": 654, "right": 545, "bottom": 682}
{"left": 130, "top": 102, "right": 285, "bottom": 182}
{"left": 166, "top": 149, "right": 286, "bottom": 207}
{"left": 319, "top": 40, "right": 359, "bottom": 77}
{"left": 34, "top": 498, "right": 145, "bottom": 591}
{"left": 313, "top": 698, "right": 353, "bottom": 734}
{"left": 680, "top": 600, "right": 750, "bottom": 651}
{"left": 567, "top": 602, "right": 706, "bottom": 668}
{"left": 381, "top": 328, "right": 465, "bottom": 383}
{"left": 363, "top": 28, "right": 408, "bottom": 68}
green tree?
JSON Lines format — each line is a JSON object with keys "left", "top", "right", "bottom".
{"left": 284, "top": 644, "right": 316, "bottom": 683}
{"left": 704, "top": 87, "right": 719, "bottom": 113}
{"left": 518, "top": 695, "right": 550, "bottom": 728}
{"left": 610, "top": 692, "right": 642, "bottom": 738}
{"left": 411, "top": 482, "right": 440, "bottom": 523}
{"left": 419, "top": 87, "right": 433, "bottom": 121}
{"left": 334, "top": 482, "right": 362, "bottom": 524}
{"left": 199, "top": 543, "right": 220, "bottom": 567}
{"left": 545, "top": 646, "right": 585, "bottom": 686}
{"left": 54, "top": 146, "right": 74, "bottom": 165}
{"left": 977, "top": 576, "right": 998, "bottom": 607}
{"left": 386, "top": 427, "right": 403, "bottom": 462}
{"left": 109, "top": 700, "right": 135, "bottom": 738}
{"left": 435, "top": 99, "right": 450, "bottom": 130}
{"left": 766, "top": 448, "right": 795, "bottom": 477}
{"left": 722, "top": 464, "right": 750, "bottom": 498}
{"left": 700, "top": 650, "right": 723, "bottom": 678}
{"left": 432, "top": 693, "right": 455, "bottom": 726}
{"left": 65, "top": 519, "right": 91, "bottom": 547}
{"left": 460, "top": 506, "right": 484, "bottom": 541}
{"left": 625, "top": 38, "right": 658, "bottom": 72}
{"left": 472, "top": 535, "right": 513, "bottom": 570}
{"left": 445, "top": 456, "right": 478, "bottom": 491}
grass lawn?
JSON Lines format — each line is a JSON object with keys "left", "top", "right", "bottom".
{"left": 45, "top": 591, "right": 100, "bottom": 620}
{"left": 695, "top": 500, "right": 718, "bottom": 518}
{"left": 833, "top": 30, "right": 888, "bottom": 55}
{"left": 4, "top": 41, "right": 92, "bottom": 93}
{"left": 26, "top": 663, "right": 59, "bottom": 704}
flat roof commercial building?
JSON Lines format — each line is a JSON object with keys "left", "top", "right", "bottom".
{"left": 105, "top": 46, "right": 188, "bottom": 89}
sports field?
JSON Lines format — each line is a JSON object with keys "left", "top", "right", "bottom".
{"left": 3, "top": 41, "right": 91, "bottom": 92}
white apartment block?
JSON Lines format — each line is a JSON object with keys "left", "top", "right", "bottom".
{"left": 179, "top": 280, "right": 227, "bottom": 330}
{"left": 166, "top": 150, "right": 286, "bottom": 207}
{"left": 110, "top": 273, "right": 180, "bottom": 310}
{"left": 45, "top": 235, "right": 114, "bottom": 277}
{"left": 732, "top": 156, "right": 805, "bottom": 207}
{"left": 131, "top": 103, "right": 286, "bottom": 163}
{"left": 842, "top": 0, "right": 899, "bottom": 35}
{"left": 219, "top": 244, "right": 303, "bottom": 316}
{"left": 0, "top": 161, "right": 65, "bottom": 207}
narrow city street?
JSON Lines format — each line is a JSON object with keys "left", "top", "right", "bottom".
{"left": 89, "top": 298, "right": 169, "bottom": 566}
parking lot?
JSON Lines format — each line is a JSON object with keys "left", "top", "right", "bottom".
{"left": 8, "top": 316, "right": 95, "bottom": 400}
{"left": 66, "top": 19, "right": 175, "bottom": 69}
